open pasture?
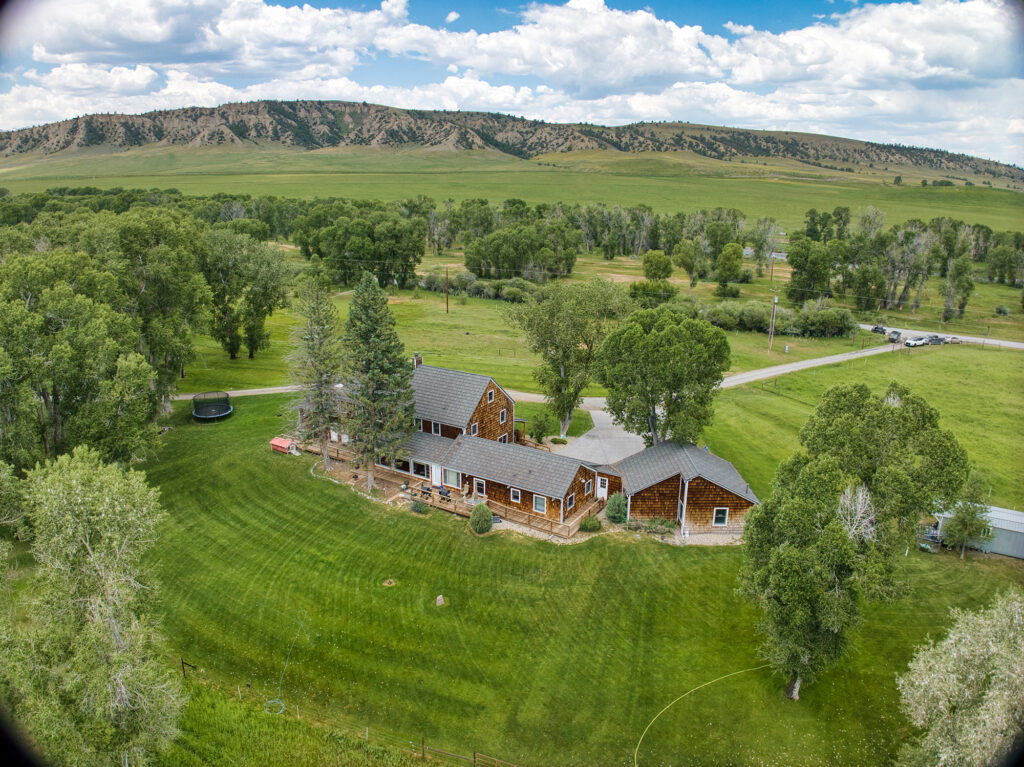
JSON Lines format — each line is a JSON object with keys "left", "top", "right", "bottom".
{"left": 144, "top": 392, "right": 1024, "bottom": 766}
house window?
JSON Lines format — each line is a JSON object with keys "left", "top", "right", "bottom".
{"left": 499, "top": 408, "right": 506, "bottom": 424}
{"left": 584, "top": 480, "right": 592, "bottom": 495}
{"left": 497, "top": 434, "right": 508, "bottom": 444}
{"left": 442, "top": 468, "right": 460, "bottom": 487}
{"left": 470, "top": 422, "right": 478, "bottom": 436}
{"left": 510, "top": 488, "right": 521, "bottom": 503}
{"left": 533, "top": 495, "right": 546, "bottom": 514}
{"left": 487, "top": 389, "right": 495, "bottom": 403}
{"left": 412, "top": 462, "right": 430, "bottom": 479}
{"left": 474, "top": 478, "right": 486, "bottom": 496}
{"left": 713, "top": 507, "right": 729, "bottom": 526}
{"left": 598, "top": 477, "right": 607, "bottom": 490}
{"left": 431, "top": 422, "right": 441, "bottom": 436}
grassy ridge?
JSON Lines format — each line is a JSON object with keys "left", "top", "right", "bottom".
{"left": 706, "top": 345, "right": 1024, "bottom": 508}
{"left": 2, "top": 145, "right": 1021, "bottom": 232}
{"left": 144, "top": 393, "right": 1024, "bottom": 766}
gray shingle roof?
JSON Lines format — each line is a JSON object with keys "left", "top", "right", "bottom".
{"left": 412, "top": 365, "right": 493, "bottom": 427}
{"left": 443, "top": 436, "right": 584, "bottom": 499}
{"left": 404, "top": 432, "right": 459, "bottom": 466}
{"left": 613, "top": 442, "right": 759, "bottom": 504}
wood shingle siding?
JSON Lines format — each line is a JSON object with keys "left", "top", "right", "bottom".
{"left": 468, "top": 381, "right": 515, "bottom": 443}
{"left": 627, "top": 475, "right": 681, "bottom": 520}
{"left": 683, "top": 477, "right": 753, "bottom": 533}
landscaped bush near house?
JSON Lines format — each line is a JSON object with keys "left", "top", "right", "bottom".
{"left": 579, "top": 515, "right": 601, "bottom": 533}
{"left": 470, "top": 504, "right": 493, "bottom": 534}
{"left": 605, "top": 493, "right": 627, "bottom": 524}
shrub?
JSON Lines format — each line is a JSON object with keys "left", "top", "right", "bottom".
{"left": 410, "top": 500, "right": 429, "bottom": 515}
{"left": 470, "top": 504, "right": 493, "bottom": 534}
{"left": 579, "top": 515, "right": 601, "bottom": 533}
{"left": 995, "top": 304, "right": 1010, "bottom": 316}
{"left": 605, "top": 493, "right": 627, "bottom": 524}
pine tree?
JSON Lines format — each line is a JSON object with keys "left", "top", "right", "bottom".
{"left": 340, "top": 272, "right": 415, "bottom": 490}
{"left": 291, "top": 273, "right": 346, "bottom": 471}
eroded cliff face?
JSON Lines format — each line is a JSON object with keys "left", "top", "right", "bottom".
{"left": 2, "top": 99, "right": 1019, "bottom": 182}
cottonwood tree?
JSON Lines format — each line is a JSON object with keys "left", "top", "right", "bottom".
{"left": 291, "top": 272, "right": 346, "bottom": 472}
{"left": 0, "top": 447, "right": 184, "bottom": 765}
{"left": 896, "top": 590, "right": 1024, "bottom": 767}
{"left": 941, "top": 473, "right": 993, "bottom": 559}
{"left": 340, "top": 272, "right": 415, "bottom": 490}
{"left": 598, "top": 307, "right": 730, "bottom": 446}
{"left": 506, "top": 280, "right": 632, "bottom": 436}
{"left": 741, "top": 382, "right": 972, "bottom": 699}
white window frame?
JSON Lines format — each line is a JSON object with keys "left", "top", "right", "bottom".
{"left": 442, "top": 468, "right": 461, "bottom": 488}
{"left": 470, "top": 422, "right": 478, "bottom": 436}
{"left": 510, "top": 488, "right": 521, "bottom": 503}
{"left": 584, "top": 480, "right": 592, "bottom": 495}
{"left": 533, "top": 495, "right": 546, "bottom": 514}
{"left": 567, "top": 493, "right": 575, "bottom": 510}
{"left": 712, "top": 507, "right": 729, "bottom": 527}
{"left": 499, "top": 408, "right": 507, "bottom": 424}
{"left": 431, "top": 421, "right": 441, "bottom": 436}
{"left": 474, "top": 478, "right": 486, "bottom": 496}
{"left": 487, "top": 389, "right": 495, "bottom": 403}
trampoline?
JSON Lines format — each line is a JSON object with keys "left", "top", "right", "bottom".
{"left": 192, "top": 391, "right": 233, "bottom": 420}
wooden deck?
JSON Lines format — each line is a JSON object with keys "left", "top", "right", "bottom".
{"left": 302, "top": 441, "right": 603, "bottom": 538}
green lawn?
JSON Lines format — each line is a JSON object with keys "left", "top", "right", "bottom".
{"left": 3, "top": 144, "right": 1021, "bottom": 233}
{"left": 705, "top": 345, "right": 1024, "bottom": 509}
{"left": 142, "top": 393, "right": 1024, "bottom": 766}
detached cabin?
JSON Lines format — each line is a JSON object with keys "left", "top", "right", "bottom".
{"left": 609, "top": 441, "right": 759, "bottom": 534}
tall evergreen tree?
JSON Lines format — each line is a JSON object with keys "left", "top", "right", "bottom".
{"left": 340, "top": 272, "right": 415, "bottom": 490}
{"left": 291, "top": 272, "right": 346, "bottom": 471}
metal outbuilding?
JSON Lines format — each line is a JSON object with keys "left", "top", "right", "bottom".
{"left": 937, "top": 506, "right": 1024, "bottom": 559}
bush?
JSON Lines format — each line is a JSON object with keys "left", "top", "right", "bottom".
{"left": 579, "top": 515, "right": 602, "bottom": 533}
{"left": 470, "top": 504, "right": 493, "bottom": 534}
{"left": 410, "top": 500, "right": 429, "bottom": 515}
{"left": 605, "top": 493, "right": 627, "bottom": 524}
{"left": 995, "top": 304, "right": 1010, "bottom": 316}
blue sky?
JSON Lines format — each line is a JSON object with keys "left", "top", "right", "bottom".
{"left": 0, "top": 0, "right": 1021, "bottom": 165}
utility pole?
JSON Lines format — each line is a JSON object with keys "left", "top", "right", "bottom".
{"left": 768, "top": 293, "right": 778, "bottom": 351}
{"left": 445, "top": 266, "right": 449, "bottom": 314}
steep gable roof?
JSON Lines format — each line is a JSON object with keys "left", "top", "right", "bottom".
{"left": 444, "top": 435, "right": 585, "bottom": 499}
{"left": 613, "top": 442, "right": 759, "bottom": 505}
{"left": 412, "top": 365, "right": 494, "bottom": 427}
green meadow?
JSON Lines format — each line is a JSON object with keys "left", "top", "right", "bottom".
{"left": 2, "top": 145, "right": 1022, "bottom": 232}
{"left": 141, "top": 393, "right": 1024, "bottom": 766}
{"left": 706, "top": 345, "right": 1024, "bottom": 509}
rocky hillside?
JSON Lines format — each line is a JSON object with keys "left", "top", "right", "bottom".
{"left": 2, "top": 99, "right": 1020, "bottom": 182}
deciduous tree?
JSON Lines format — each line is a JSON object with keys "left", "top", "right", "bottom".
{"left": 896, "top": 590, "right": 1024, "bottom": 767}
{"left": 597, "top": 307, "right": 730, "bottom": 445}
{"left": 506, "top": 280, "right": 632, "bottom": 436}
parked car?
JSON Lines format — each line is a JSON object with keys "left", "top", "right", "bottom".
{"left": 887, "top": 330, "right": 902, "bottom": 343}
{"left": 927, "top": 335, "right": 945, "bottom": 345}
{"left": 871, "top": 324, "right": 886, "bottom": 334}
{"left": 947, "top": 336, "right": 962, "bottom": 344}
{"left": 905, "top": 336, "right": 927, "bottom": 347}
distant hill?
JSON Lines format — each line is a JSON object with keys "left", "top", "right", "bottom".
{"left": 2, "top": 99, "right": 1021, "bottom": 183}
